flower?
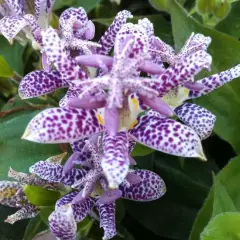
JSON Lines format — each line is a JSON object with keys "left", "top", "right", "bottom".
{"left": 0, "top": 153, "right": 66, "bottom": 224}
{"left": 18, "top": 10, "right": 133, "bottom": 100}
{"left": 0, "top": 0, "right": 55, "bottom": 47}
{"left": 29, "top": 139, "right": 166, "bottom": 240}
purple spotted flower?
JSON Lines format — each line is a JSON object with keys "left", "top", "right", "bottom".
{"left": 0, "top": 180, "right": 39, "bottom": 224}
{"left": 143, "top": 19, "right": 240, "bottom": 141}
{"left": 18, "top": 10, "right": 132, "bottom": 101}
{"left": 0, "top": 0, "right": 55, "bottom": 47}
{"left": 0, "top": 153, "right": 66, "bottom": 224}
{"left": 29, "top": 139, "right": 166, "bottom": 240}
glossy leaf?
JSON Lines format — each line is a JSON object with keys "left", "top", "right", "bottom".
{"left": 201, "top": 212, "right": 240, "bottom": 240}
{"left": 24, "top": 215, "right": 47, "bottom": 240}
{"left": 24, "top": 185, "right": 61, "bottom": 206}
{"left": 190, "top": 155, "right": 240, "bottom": 239}
{"left": 124, "top": 152, "right": 219, "bottom": 240}
{"left": 0, "top": 55, "right": 14, "bottom": 78}
{"left": 170, "top": 0, "right": 240, "bottom": 153}
{"left": 0, "top": 97, "right": 61, "bottom": 180}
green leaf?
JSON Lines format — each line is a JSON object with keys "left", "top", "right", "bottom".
{"left": 40, "top": 207, "right": 55, "bottom": 225}
{"left": 23, "top": 215, "right": 47, "bottom": 240}
{"left": 0, "top": 97, "right": 62, "bottom": 180}
{"left": 0, "top": 36, "right": 25, "bottom": 75}
{"left": 190, "top": 155, "right": 240, "bottom": 239}
{"left": 131, "top": 143, "right": 155, "bottom": 157}
{"left": 201, "top": 212, "right": 240, "bottom": 240}
{"left": 0, "top": 56, "right": 14, "bottom": 78}
{"left": 170, "top": 0, "right": 240, "bottom": 153}
{"left": 148, "top": 0, "right": 170, "bottom": 12}
{"left": 216, "top": 1, "right": 240, "bottom": 39}
{"left": 0, "top": 205, "right": 29, "bottom": 240}
{"left": 124, "top": 152, "right": 218, "bottom": 240}
{"left": 24, "top": 185, "right": 61, "bottom": 206}
{"left": 212, "top": 176, "right": 237, "bottom": 217}
{"left": 53, "top": 0, "right": 100, "bottom": 12}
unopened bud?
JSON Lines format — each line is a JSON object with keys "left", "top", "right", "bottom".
{"left": 149, "top": 0, "right": 169, "bottom": 12}
{"left": 214, "top": 0, "right": 231, "bottom": 19}
{"left": 196, "top": 0, "right": 216, "bottom": 15}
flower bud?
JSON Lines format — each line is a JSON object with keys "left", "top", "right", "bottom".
{"left": 149, "top": 0, "right": 169, "bottom": 12}
{"left": 214, "top": 0, "right": 231, "bottom": 19}
{"left": 196, "top": 0, "right": 216, "bottom": 15}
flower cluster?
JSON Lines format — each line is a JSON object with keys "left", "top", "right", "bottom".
{"left": 1, "top": 1, "right": 240, "bottom": 240}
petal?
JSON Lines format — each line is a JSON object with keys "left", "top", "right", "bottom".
{"left": 29, "top": 161, "right": 87, "bottom": 186}
{"left": 42, "top": 28, "right": 87, "bottom": 81}
{"left": 75, "top": 55, "right": 114, "bottom": 68}
{"left": 129, "top": 115, "right": 206, "bottom": 160}
{"left": 102, "top": 131, "right": 130, "bottom": 189}
{"left": 139, "top": 95, "right": 174, "bottom": 117}
{"left": 59, "top": 7, "right": 88, "bottom": 40}
{"left": 156, "top": 50, "right": 212, "bottom": 97}
{"left": 63, "top": 151, "right": 81, "bottom": 173}
{"left": 19, "top": 70, "right": 68, "bottom": 99}
{"left": 97, "top": 10, "right": 133, "bottom": 56}
{"left": 189, "top": 64, "right": 240, "bottom": 98}
{"left": 56, "top": 192, "right": 94, "bottom": 222}
{"left": 125, "top": 172, "right": 142, "bottom": 185}
{"left": 6, "top": 0, "right": 24, "bottom": 15}
{"left": 41, "top": 52, "right": 52, "bottom": 72}
{"left": 179, "top": 33, "right": 211, "bottom": 58}
{"left": 96, "top": 203, "right": 117, "bottom": 240}
{"left": 119, "top": 169, "right": 166, "bottom": 201}
{"left": 97, "top": 189, "right": 122, "bottom": 204}
{"left": 22, "top": 108, "right": 103, "bottom": 143}
{"left": 0, "top": 16, "right": 29, "bottom": 42}
{"left": 59, "top": 88, "right": 82, "bottom": 108}
{"left": 67, "top": 96, "right": 106, "bottom": 109}
{"left": 5, "top": 205, "right": 39, "bottom": 224}
{"left": 175, "top": 103, "right": 216, "bottom": 140}
{"left": 0, "top": 181, "right": 22, "bottom": 207}
{"left": 49, "top": 205, "right": 77, "bottom": 240}
{"left": 34, "top": 0, "right": 55, "bottom": 27}
{"left": 104, "top": 107, "right": 119, "bottom": 136}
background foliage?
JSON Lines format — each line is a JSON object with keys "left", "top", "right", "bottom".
{"left": 1, "top": 0, "right": 240, "bottom": 239}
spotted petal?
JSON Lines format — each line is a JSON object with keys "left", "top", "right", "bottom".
{"left": 102, "top": 132, "right": 129, "bottom": 189}
{"left": 49, "top": 205, "right": 77, "bottom": 240}
{"left": 22, "top": 108, "right": 103, "bottom": 143}
{"left": 179, "top": 33, "right": 211, "bottom": 59}
{"left": 175, "top": 103, "right": 216, "bottom": 140}
{"left": 29, "top": 161, "right": 87, "bottom": 186}
{"left": 56, "top": 192, "right": 94, "bottom": 222}
{"left": 0, "top": 16, "right": 29, "bottom": 42}
{"left": 156, "top": 50, "right": 212, "bottom": 97}
{"left": 59, "top": 7, "right": 88, "bottom": 40}
{"left": 59, "top": 88, "right": 82, "bottom": 108}
{"left": 96, "top": 203, "right": 117, "bottom": 240}
{"left": 42, "top": 28, "right": 87, "bottom": 81}
{"left": 0, "top": 181, "right": 22, "bottom": 208}
{"left": 119, "top": 170, "right": 166, "bottom": 201}
{"left": 5, "top": 205, "right": 39, "bottom": 224}
{"left": 6, "top": 0, "right": 24, "bottom": 15}
{"left": 35, "top": 0, "right": 55, "bottom": 28}
{"left": 19, "top": 70, "right": 68, "bottom": 99}
{"left": 189, "top": 64, "right": 240, "bottom": 98}
{"left": 129, "top": 115, "right": 206, "bottom": 160}
{"left": 97, "top": 10, "right": 132, "bottom": 56}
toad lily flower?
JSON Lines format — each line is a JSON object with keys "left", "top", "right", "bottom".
{"left": 18, "top": 10, "right": 132, "bottom": 103}
{"left": 0, "top": 0, "right": 55, "bottom": 48}
{"left": 147, "top": 28, "right": 240, "bottom": 140}
{"left": 0, "top": 153, "right": 67, "bottom": 224}
{"left": 0, "top": 180, "right": 39, "bottom": 224}
{"left": 29, "top": 148, "right": 166, "bottom": 240}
